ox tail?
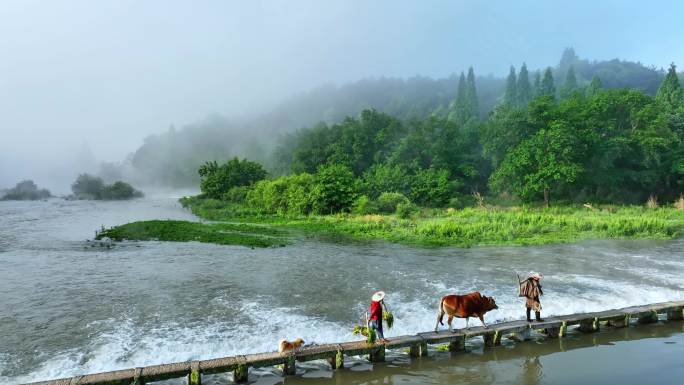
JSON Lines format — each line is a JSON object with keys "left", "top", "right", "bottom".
{"left": 437, "top": 297, "right": 446, "bottom": 326}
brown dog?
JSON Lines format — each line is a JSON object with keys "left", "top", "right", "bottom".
{"left": 435, "top": 291, "right": 498, "bottom": 332}
{"left": 278, "top": 338, "right": 305, "bottom": 353}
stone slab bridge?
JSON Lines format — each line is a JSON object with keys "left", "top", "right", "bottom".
{"left": 23, "top": 300, "right": 684, "bottom": 385}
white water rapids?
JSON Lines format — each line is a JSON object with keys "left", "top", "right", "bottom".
{"left": 1, "top": 194, "right": 683, "bottom": 384}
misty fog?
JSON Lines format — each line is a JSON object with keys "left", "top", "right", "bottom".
{"left": 1, "top": 0, "right": 683, "bottom": 194}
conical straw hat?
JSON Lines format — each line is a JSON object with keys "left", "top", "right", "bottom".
{"left": 528, "top": 272, "right": 543, "bottom": 279}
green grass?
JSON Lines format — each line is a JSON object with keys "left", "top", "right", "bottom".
{"left": 96, "top": 220, "right": 287, "bottom": 248}
{"left": 179, "top": 196, "right": 684, "bottom": 247}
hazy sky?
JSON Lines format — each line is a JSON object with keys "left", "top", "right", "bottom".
{"left": 1, "top": 0, "right": 683, "bottom": 191}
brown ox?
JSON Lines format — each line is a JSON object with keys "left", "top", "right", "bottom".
{"left": 434, "top": 291, "right": 498, "bottom": 332}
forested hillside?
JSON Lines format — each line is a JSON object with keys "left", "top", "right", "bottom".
{"left": 124, "top": 49, "right": 676, "bottom": 187}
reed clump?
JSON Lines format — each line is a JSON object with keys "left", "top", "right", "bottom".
{"left": 674, "top": 195, "right": 684, "bottom": 211}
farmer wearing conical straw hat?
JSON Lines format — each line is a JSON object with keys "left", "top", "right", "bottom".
{"left": 519, "top": 272, "right": 544, "bottom": 322}
{"left": 369, "top": 291, "right": 388, "bottom": 342}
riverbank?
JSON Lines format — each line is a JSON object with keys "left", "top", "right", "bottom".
{"left": 178, "top": 196, "right": 684, "bottom": 247}
{"left": 96, "top": 220, "right": 287, "bottom": 248}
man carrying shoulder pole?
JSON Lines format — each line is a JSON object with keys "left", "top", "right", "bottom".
{"left": 518, "top": 272, "right": 544, "bottom": 322}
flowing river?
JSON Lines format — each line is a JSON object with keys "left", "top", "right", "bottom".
{"left": 1, "top": 194, "right": 683, "bottom": 384}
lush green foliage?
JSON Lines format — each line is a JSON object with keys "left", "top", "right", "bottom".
{"left": 96, "top": 220, "right": 286, "bottom": 248}
{"left": 198, "top": 157, "right": 267, "bottom": 199}
{"left": 395, "top": 201, "right": 418, "bottom": 219}
{"left": 351, "top": 194, "right": 377, "bottom": 215}
{"left": 204, "top": 164, "right": 360, "bottom": 216}
{"left": 311, "top": 164, "right": 359, "bottom": 214}
{"left": 195, "top": 67, "right": 684, "bottom": 213}
{"left": 274, "top": 69, "right": 683, "bottom": 208}
{"left": 361, "top": 164, "right": 410, "bottom": 199}
{"left": 0, "top": 180, "right": 51, "bottom": 200}
{"left": 491, "top": 121, "right": 584, "bottom": 206}
{"left": 273, "top": 109, "right": 484, "bottom": 207}
{"left": 247, "top": 172, "right": 317, "bottom": 215}
{"left": 71, "top": 174, "right": 143, "bottom": 200}
{"left": 376, "top": 192, "right": 411, "bottom": 213}
{"left": 486, "top": 88, "right": 684, "bottom": 204}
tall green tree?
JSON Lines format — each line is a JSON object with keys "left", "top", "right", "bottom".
{"left": 198, "top": 158, "right": 267, "bottom": 199}
{"left": 517, "top": 63, "right": 532, "bottom": 105}
{"left": 558, "top": 47, "right": 579, "bottom": 71}
{"left": 361, "top": 163, "right": 410, "bottom": 198}
{"left": 656, "top": 63, "right": 684, "bottom": 111}
{"left": 466, "top": 67, "right": 479, "bottom": 119}
{"left": 448, "top": 72, "right": 468, "bottom": 122}
{"left": 560, "top": 66, "right": 578, "bottom": 99}
{"left": 503, "top": 66, "right": 518, "bottom": 106}
{"left": 539, "top": 68, "right": 556, "bottom": 98}
{"left": 288, "top": 123, "right": 339, "bottom": 174}
{"left": 585, "top": 75, "right": 602, "bottom": 97}
{"left": 533, "top": 71, "right": 541, "bottom": 97}
{"left": 327, "top": 109, "right": 404, "bottom": 175}
{"left": 490, "top": 121, "right": 584, "bottom": 207}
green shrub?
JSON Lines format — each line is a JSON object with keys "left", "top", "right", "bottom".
{"left": 248, "top": 178, "right": 288, "bottom": 214}
{"left": 71, "top": 174, "right": 142, "bottom": 200}
{"left": 377, "top": 192, "right": 410, "bottom": 213}
{"left": 361, "top": 164, "right": 410, "bottom": 199}
{"left": 198, "top": 158, "right": 267, "bottom": 199}
{"left": 352, "top": 195, "right": 378, "bottom": 215}
{"left": 1, "top": 180, "right": 51, "bottom": 200}
{"left": 222, "top": 186, "right": 250, "bottom": 203}
{"left": 396, "top": 202, "right": 418, "bottom": 219}
{"left": 448, "top": 195, "right": 476, "bottom": 209}
{"left": 410, "top": 168, "right": 453, "bottom": 207}
{"left": 100, "top": 181, "right": 143, "bottom": 200}
{"left": 284, "top": 173, "right": 316, "bottom": 214}
{"left": 246, "top": 173, "right": 316, "bottom": 215}
{"left": 311, "top": 164, "right": 359, "bottom": 214}
{"left": 72, "top": 173, "right": 105, "bottom": 199}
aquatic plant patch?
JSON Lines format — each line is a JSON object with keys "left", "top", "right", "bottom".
{"left": 96, "top": 220, "right": 287, "bottom": 248}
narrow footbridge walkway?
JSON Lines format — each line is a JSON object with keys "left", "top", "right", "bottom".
{"left": 25, "top": 300, "right": 684, "bottom": 385}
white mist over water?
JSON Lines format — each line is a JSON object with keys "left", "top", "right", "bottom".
{"left": 1, "top": 196, "right": 683, "bottom": 385}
